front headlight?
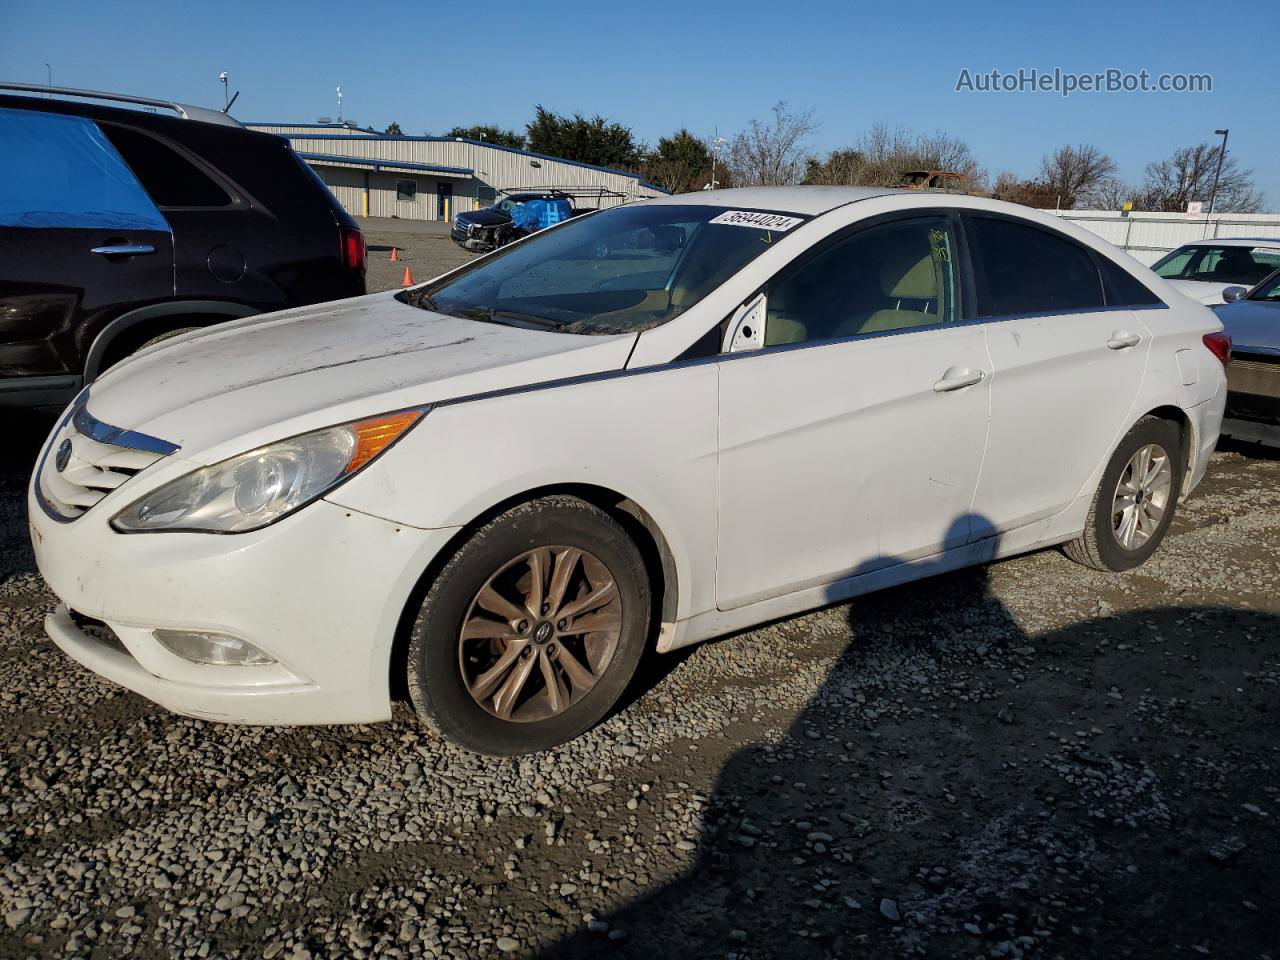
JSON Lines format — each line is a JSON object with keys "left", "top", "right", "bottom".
{"left": 111, "top": 409, "right": 426, "bottom": 533}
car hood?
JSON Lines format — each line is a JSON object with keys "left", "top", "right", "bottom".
{"left": 1168, "top": 279, "right": 1232, "bottom": 305}
{"left": 455, "top": 209, "right": 511, "bottom": 227}
{"left": 86, "top": 291, "right": 636, "bottom": 462}
{"left": 1216, "top": 298, "right": 1280, "bottom": 355}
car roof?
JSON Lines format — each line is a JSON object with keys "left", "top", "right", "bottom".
{"left": 642, "top": 186, "right": 901, "bottom": 216}
{"left": 1176, "top": 237, "right": 1280, "bottom": 248}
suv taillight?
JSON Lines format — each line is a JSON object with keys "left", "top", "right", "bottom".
{"left": 340, "top": 227, "right": 366, "bottom": 275}
{"left": 1203, "top": 331, "right": 1232, "bottom": 366}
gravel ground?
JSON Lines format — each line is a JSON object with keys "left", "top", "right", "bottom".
{"left": 3, "top": 409, "right": 1280, "bottom": 956}
{"left": 359, "top": 219, "right": 476, "bottom": 294}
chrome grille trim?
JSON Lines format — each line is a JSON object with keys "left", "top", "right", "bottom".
{"left": 35, "top": 392, "right": 179, "bottom": 523}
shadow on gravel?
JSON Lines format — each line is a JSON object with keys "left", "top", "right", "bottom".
{"left": 545, "top": 516, "right": 1280, "bottom": 960}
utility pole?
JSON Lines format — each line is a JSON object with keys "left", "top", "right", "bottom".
{"left": 336, "top": 85, "right": 343, "bottom": 124}
{"left": 707, "top": 131, "right": 726, "bottom": 190}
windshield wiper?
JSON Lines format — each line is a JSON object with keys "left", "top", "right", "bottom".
{"left": 452, "top": 307, "right": 566, "bottom": 331}
{"left": 403, "top": 288, "right": 440, "bottom": 312}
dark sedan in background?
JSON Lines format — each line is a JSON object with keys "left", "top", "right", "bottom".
{"left": 1215, "top": 268, "right": 1280, "bottom": 446}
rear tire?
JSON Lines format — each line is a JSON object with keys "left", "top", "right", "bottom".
{"left": 406, "top": 495, "right": 650, "bottom": 755}
{"left": 1063, "top": 416, "right": 1183, "bottom": 572}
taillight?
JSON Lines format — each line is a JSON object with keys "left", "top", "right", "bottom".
{"left": 340, "top": 227, "right": 366, "bottom": 275}
{"left": 1202, "top": 331, "right": 1232, "bottom": 366}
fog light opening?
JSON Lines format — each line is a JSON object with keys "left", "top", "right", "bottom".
{"left": 153, "top": 629, "right": 276, "bottom": 666}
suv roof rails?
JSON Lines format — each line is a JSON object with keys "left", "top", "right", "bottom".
{"left": 0, "top": 82, "right": 243, "bottom": 128}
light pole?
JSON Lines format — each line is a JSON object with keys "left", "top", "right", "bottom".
{"left": 44, "top": 62, "right": 52, "bottom": 94}
{"left": 219, "top": 71, "right": 229, "bottom": 110}
{"left": 1206, "top": 128, "right": 1229, "bottom": 216}
{"left": 336, "top": 86, "right": 343, "bottom": 124}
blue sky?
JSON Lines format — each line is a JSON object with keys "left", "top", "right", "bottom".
{"left": 3, "top": 0, "right": 1275, "bottom": 207}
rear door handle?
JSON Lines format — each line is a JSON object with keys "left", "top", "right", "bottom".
{"left": 1107, "top": 330, "right": 1142, "bottom": 350}
{"left": 933, "top": 366, "right": 987, "bottom": 393}
{"left": 91, "top": 243, "right": 156, "bottom": 257}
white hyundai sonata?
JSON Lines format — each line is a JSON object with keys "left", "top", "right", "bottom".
{"left": 29, "top": 187, "right": 1229, "bottom": 754}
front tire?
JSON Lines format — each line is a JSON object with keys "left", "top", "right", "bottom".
{"left": 406, "top": 496, "right": 650, "bottom": 755}
{"left": 1064, "top": 416, "right": 1183, "bottom": 572}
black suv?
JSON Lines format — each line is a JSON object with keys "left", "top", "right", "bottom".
{"left": 0, "top": 85, "right": 366, "bottom": 407}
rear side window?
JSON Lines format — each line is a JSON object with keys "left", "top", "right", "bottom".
{"left": 0, "top": 106, "right": 167, "bottom": 230}
{"left": 1097, "top": 257, "right": 1164, "bottom": 307}
{"left": 969, "top": 216, "right": 1105, "bottom": 317}
{"left": 100, "top": 124, "right": 232, "bottom": 207}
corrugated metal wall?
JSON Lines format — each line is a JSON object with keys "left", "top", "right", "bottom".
{"left": 1044, "top": 210, "right": 1280, "bottom": 264}
{"left": 256, "top": 131, "right": 663, "bottom": 222}
{"left": 249, "top": 124, "right": 375, "bottom": 137}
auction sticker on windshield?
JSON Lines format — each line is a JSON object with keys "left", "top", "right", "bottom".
{"left": 710, "top": 211, "right": 804, "bottom": 231}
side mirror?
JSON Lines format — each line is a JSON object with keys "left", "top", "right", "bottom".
{"left": 1222, "top": 285, "right": 1247, "bottom": 303}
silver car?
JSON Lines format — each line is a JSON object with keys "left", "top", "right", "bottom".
{"left": 1215, "top": 267, "right": 1280, "bottom": 446}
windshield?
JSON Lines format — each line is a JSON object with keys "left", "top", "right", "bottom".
{"left": 1249, "top": 270, "right": 1280, "bottom": 302}
{"left": 400, "top": 203, "right": 807, "bottom": 334}
{"left": 1153, "top": 243, "right": 1280, "bottom": 286}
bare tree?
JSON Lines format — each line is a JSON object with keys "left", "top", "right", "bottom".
{"left": 1137, "top": 143, "right": 1263, "bottom": 213}
{"left": 727, "top": 102, "right": 818, "bottom": 187}
{"left": 1038, "top": 144, "right": 1117, "bottom": 209}
{"left": 1088, "top": 176, "right": 1139, "bottom": 211}
{"left": 991, "top": 171, "right": 1058, "bottom": 208}
{"left": 802, "top": 123, "right": 983, "bottom": 191}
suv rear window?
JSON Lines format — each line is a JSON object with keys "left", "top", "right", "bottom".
{"left": 100, "top": 124, "right": 233, "bottom": 208}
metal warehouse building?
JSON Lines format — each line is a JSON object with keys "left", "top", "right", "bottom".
{"left": 248, "top": 122, "right": 666, "bottom": 221}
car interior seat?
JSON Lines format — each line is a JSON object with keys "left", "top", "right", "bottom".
{"left": 838, "top": 229, "right": 942, "bottom": 336}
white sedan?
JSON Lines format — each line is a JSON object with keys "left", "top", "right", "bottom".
{"left": 30, "top": 187, "right": 1228, "bottom": 754}
{"left": 1151, "top": 237, "right": 1280, "bottom": 304}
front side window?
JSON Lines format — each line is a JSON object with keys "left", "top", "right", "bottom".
{"left": 396, "top": 179, "right": 418, "bottom": 202}
{"left": 100, "top": 124, "right": 232, "bottom": 208}
{"left": 970, "top": 216, "right": 1104, "bottom": 317}
{"left": 1153, "top": 244, "right": 1280, "bottom": 286}
{"left": 0, "top": 107, "right": 168, "bottom": 230}
{"left": 765, "top": 217, "right": 961, "bottom": 346}
{"left": 400, "top": 204, "right": 806, "bottom": 335}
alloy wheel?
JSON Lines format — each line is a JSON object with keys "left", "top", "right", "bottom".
{"left": 458, "top": 546, "right": 622, "bottom": 722}
{"left": 1111, "top": 442, "right": 1173, "bottom": 550}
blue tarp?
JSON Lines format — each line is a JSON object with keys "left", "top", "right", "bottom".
{"left": 509, "top": 197, "right": 572, "bottom": 232}
{"left": 0, "top": 106, "right": 170, "bottom": 231}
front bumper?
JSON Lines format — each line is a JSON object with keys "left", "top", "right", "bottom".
{"left": 30, "top": 490, "right": 459, "bottom": 726}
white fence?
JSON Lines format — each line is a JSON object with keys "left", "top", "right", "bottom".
{"left": 1041, "top": 210, "right": 1280, "bottom": 265}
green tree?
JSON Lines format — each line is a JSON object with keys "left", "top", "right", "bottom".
{"left": 384, "top": 121, "right": 403, "bottom": 136}
{"left": 641, "top": 129, "right": 713, "bottom": 193}
{"left": 445, "top": 125, "right": 526, "bottom": 149}
{"left": 525, "top": 105, "right": 640, "bottom": 168}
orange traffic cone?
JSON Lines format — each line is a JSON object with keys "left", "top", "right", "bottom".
{"left": 390, "top": 247, "right": 399, "bottom": 261}
{"left": 401, "top": 266, "right": 414, "bottom": 286}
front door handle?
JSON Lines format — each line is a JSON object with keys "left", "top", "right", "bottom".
{"left": 933, "top": 366, "right": 987, "bottom": 393}
{"left": 91, "top": 243, "right": 156, "bottom": 257}
{"left": 1107, "top": 330, "right": 1142, "bottom": 350}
